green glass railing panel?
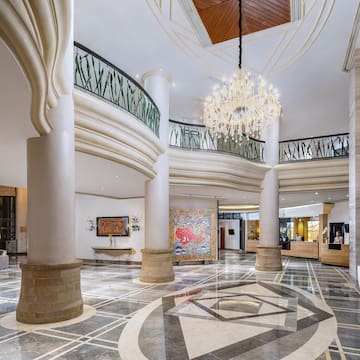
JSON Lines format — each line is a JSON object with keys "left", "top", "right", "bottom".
{"left": 74, "top": 42, "right": 160, "bottom": 137}
{"left": 279, "top": 133, "right": 349, "bottom": 162}
{"left": 169, "top": 120, "right": 265, "bottom": 163}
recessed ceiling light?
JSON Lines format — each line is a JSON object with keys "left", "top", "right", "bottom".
{"left": 172, "top": 82, "right": 176, "bottom": 87}
{"left": 281, "top": 197, "right": 285, "bottom": 201}
{"left": 315, "top": 192, "right": 319, "bottom": 195}
{"left": 328, "top": 197, "right": 332, "bottom": 200}
{"left": 135, "top": 74, "right": 140, "bottom": 79}
{"left": 100, "top": 186, "right": 105, "bottom": 191}
{"left": 115, "top": 175, "right": 119, "bottom": 179}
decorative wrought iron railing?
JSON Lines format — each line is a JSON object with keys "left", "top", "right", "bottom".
{"left": 279, "top": 133, "right": 349, "bottom": 162}
{"left": 74, "top": 42, "right": 160, "bottom": 136}
{"left": 169, "top": 120, "right": 265, "bottom": 162}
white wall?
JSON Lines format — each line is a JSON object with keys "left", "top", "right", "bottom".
{"left": 219, "top": 219, "right": 240, "bottom": 250}
{"left": 328, "top": 201, "right": 350, "bottom": 244}
{"left": 170, "top": 196, "right": 217, "bottom": 210}
{"left": 76, "top": 194, "right": 145, "bottom": 261}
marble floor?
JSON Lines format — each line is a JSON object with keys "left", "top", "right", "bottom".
{"left": 0, "top": 251, "right": 358, "bottom": 359}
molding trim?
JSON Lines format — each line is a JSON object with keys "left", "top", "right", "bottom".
{"left": 169, "top": 148, "right": 269, "bottom": 192}
{"left": 145, "top": 0, "right": 334, "bottom": 78}
{"left": 0, "top": 0, "right": 73, "bottom": 135}
{"left": 290, "top": 0, "right": 305, "bottom": 22}
{"left": 179, "top": 0, "right": 212, "bottom": 47}
{"left": 76, "top": 192, "right": 144, "bottom": 201}
{"left": 74, "top": 89, "right": 164, "bottom": 179}
{"left": 170, "top": 149, "right": 348, "bottom": 194}
{"left": 277, "top": 158, "right": 349, "bottom": 192}
{"left": 343, "top": 2, "right": 360, "bottom": 72}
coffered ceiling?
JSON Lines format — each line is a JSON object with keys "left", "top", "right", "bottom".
{"left": 193, "top": 0, "right": 291, "bottom": 44}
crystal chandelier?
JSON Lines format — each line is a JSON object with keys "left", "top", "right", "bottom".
{"left": 203, "top": 0, "right": 282, "bottom": 141}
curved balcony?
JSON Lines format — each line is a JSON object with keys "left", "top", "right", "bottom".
{"left": 169, "top": 120, "right": 265, "bottom": 163}
{"left": 74, "top": 42, "right": 160, "bottom": 137}
{"left": 279, "top": 133, "right": 349, "bottom": 163}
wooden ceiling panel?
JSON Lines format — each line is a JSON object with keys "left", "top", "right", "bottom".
{"left": 193, "top": 0, "right": 291, "bottom": 44}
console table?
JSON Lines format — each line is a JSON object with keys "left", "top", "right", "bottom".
{"left": 92, "top": 247, "right": 136, "bottom": 257}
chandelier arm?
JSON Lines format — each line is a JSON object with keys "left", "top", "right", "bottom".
{"left": 239, "top": 0, "right": 242, "bottom": 69}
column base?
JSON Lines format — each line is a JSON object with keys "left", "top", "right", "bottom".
{"left": 255, "top": 246, "right": 282, "bottom": 271}
{"left": 16, "top": 261, "right": 83, "bottom": 324}
{"left": 140, "top": 249, "right": 175, "bottom": 283}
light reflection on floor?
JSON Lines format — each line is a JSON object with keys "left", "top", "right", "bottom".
{"left": 0, "top": 251, "right": 358, "bottom": 359}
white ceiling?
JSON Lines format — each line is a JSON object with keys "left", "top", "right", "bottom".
{"left": 75, "top": 152, "right": 147, "bottom": 198}
{"left": 74, "top": 0, "right": 359, "bottom": 140}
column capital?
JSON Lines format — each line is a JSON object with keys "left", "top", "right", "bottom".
{"left": 142, "top": 69, "right": 172, "bottom": 84}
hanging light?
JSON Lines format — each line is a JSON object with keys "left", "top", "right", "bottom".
{"left": 203, "top": 0, "right": 282, "bottom": 141}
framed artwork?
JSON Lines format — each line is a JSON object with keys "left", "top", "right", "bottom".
{"left": 96, "top": 216, "right": 129, "bottom": 236}
{"left": 170, "top": 208, "right": 217, "bottom": 261}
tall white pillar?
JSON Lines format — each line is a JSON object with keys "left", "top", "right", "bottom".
{"left": 26, "top": 94, "right": 76, "bottom": 264}
{"left": 256, "top": 118, "right": 282, "bottom": 271}
{"left": 140, "top": 70, "right": 174, "bottom": 282}
{"left": 349, "top": 49, "right": 360, "bottom": 286}
{"left": 15, "top": 0, "right": 83, "bottom": 323}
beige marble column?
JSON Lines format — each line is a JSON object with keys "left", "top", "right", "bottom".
{"left": 256, "top": 117, "right": 282, "bottom": 271}
{"left": 349, "top": 49, "right": 360, "bottom": 286}
{"left": 0, "top": 0, "right": 84, "bottom": 323}
{"left": 140, "top": 70, "right": 174, "bottom": 283}
{"left": 15, "top": 188, "right": 27, "bottom": 254}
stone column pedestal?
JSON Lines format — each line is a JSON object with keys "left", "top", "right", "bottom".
{"left": 255, "top": 246, "right": 282, "bottom": 271}
{"left": 16, "top": 261, "right": 83, "bottom": 324}
{"left": 140, "top": 249, "right": 174, "bottom": 283}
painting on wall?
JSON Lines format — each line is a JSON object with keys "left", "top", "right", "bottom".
{"left": 96, "top": 216, "right": 129, "bottom": 236}
{"left": 170, "top": 209, "right": 217, "bottom": 261}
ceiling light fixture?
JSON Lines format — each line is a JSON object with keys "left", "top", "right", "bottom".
{"left": 203, "top": 0, "right": 281, "bottom": 141}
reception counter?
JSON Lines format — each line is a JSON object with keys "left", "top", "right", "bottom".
{"left": 319, "top": 243, "right": 349, "bottom": 267}
{"left": 246, "top": 240, "right": 349, "bottom": 266}
{"left": 281, "top": 241, "right": 319, "bottom": 259}
{"left": 246, "top": 239, "right": 259, "bottom": 253}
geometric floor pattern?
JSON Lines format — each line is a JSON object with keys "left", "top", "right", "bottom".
{"left": 126, "top": 280, "right": 336, "bottom": 359}
{"left": 0, "top": 251, "right": 358, "bottom": 359}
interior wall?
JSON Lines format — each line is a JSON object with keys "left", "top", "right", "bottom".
{"left": 219, "top": 219, "right": 240, "bottom": 250}
{"left": 76, "top": 193, "right": 145, "bottom": 261}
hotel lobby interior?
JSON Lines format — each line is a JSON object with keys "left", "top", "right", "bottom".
{"left": 0, "top": 0, "right": 359, "bottom": 359}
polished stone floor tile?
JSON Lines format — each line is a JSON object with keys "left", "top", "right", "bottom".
{"left": 55, "top": 344, "right": 121, "bottom": 360}
{"left": 333, "top": 309, "right": 360, "bottom": 325}
{"left": 97, "top": 299, "right": 146, "bottom": 315}
{"left": 97, "top": 323, "right": 127, "bottom": 342}
{"left": 0, "top": 301, "right": 17, "bottom": 315}
{"left": 337, "top": 327, "right": 360, "bottom": 349}
{"left": 56, "top": 315, "right": 117, "bottom": 336}
{"left": 0, "top": 332, "right": 69, "bottom": 360}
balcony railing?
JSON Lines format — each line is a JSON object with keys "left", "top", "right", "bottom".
{"left": 74, "top": 42, "right": 160, "bottom": 136}
{"left": 279, "top": 133, "right": 349, "bottom": 163}
{"left": 169, "top": 120, "right": 265, "bottom": 163}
